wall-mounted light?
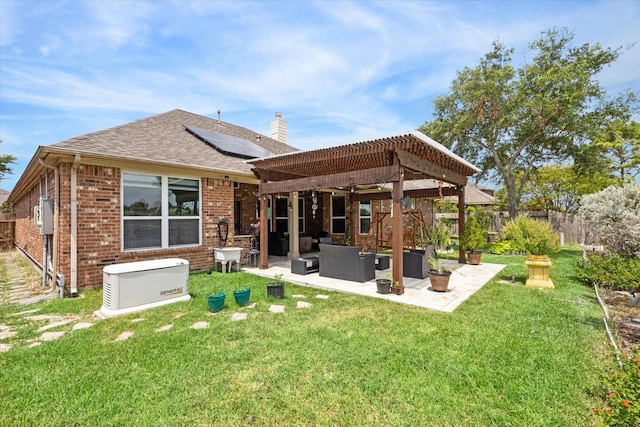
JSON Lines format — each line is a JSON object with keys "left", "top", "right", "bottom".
{"left": 224, "top": 176, "right": 230, "bottom": 181}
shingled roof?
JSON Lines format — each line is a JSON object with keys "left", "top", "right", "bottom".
{"left": 50, "top": 109, "right": 297, "bottom": 172}
{"left": 10, "top": 110, "right": 298, "bottom": 201}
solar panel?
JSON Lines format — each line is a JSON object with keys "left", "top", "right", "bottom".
{"left": 185, "top": 126, "right": 273, "bottom": 159}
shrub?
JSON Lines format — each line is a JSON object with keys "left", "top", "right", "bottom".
{"left": 593, "top": 347, "right": 640, "bottom": 427}
{"left": 501, "top": 216, "right": 560, "bottom": 256}
{"left": 579, "top": 184, "right": 640, "bottom": 258}
{"left": 490, "top": 239, "right": 518, "bottom": 255}
{"left": 460, "top": 216, "right": 486, "bottom": 252}
{"left": 576, "top": 252, "right": 640, "bottom": 292}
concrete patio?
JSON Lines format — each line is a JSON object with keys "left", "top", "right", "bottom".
{"left": 244, "top": 254, "right": 505, "bottom": 313}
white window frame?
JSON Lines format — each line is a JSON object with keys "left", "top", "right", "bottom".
{"left": 359, "top": 200, "right": 371, "bottom": 235}
{"left": 122, "top": 172, "right": 202, "bottom": 251}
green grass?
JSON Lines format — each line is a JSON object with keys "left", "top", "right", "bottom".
{"left": 0, "top": 247, "right": 608, "bottom": 426}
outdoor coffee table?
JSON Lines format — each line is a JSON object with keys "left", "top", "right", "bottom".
{"left": 375, "top": 254, "right": 390, "bottom": 270}
{"left": 291, "top": 256, "right": 320, "bottom": 275}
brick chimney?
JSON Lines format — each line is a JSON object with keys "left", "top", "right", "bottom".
{"left": 270, "top": 112, "right": 287, "bottom": 143}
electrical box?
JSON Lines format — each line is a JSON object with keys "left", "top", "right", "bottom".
{"left": 39, "top": 198, "right": 54, "bottom": 235}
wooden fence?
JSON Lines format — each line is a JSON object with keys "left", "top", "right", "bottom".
{"left": 0, "top": 220, "right": 15, "bottom": 251}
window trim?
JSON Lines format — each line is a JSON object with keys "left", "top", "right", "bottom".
{"left": 122, "top": 172, "right": 202, "bottom": 252}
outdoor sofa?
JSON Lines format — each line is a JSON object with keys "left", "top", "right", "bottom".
{"left": 318, "top": 244, "right": 375, "bottom": 283}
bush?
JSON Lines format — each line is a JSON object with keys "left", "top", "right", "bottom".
{"left": 576, "top": 252, "right": 640, "bottom": 292}
{"left": 501, "top": 216, "right": 560, "bottom": 256}
{"left": 460, "top": 216, "right": 486, "bottom": 252}
{"left": 579, "top": 184, "right": 640, "bottom": 258}
{"left": 490, "top": 239, "right": 518, "bottom": 255}
{"left": 593, "top": 347, "right": 640, "bottom": 427}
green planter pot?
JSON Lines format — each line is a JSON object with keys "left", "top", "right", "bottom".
{"left": 206, "top": 292, "right": 226, "bottom": 312}
{"left": 233, "top": 288, "right": 251, "bottom": 306}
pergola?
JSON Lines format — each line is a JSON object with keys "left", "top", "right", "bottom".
{"left": 248, "top": 130, "right": 480, "bottom": 288}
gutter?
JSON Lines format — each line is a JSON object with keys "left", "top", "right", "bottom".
{"left": 70, "top": 154, "right": 81, "bottom": 296}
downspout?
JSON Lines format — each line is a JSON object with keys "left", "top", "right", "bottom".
{"left": 38, "top": 158, "right": 60, "bottom": 295}
{"left": 70, "top": 154, "right": 81, "bottom": 297}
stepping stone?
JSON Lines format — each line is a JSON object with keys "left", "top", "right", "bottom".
{"left": 231, "top": 313, "right": 248, "bottom": 321}
{"left": 190, "top": 321, "right": 209, "bottom": 329}
{"left": 292, "top": 294, "right": 307, "bottom": 299}
{"left": 0, "top": 330, "right": 17, "bottom": 340}
{"left": 297, "top": 301, "right": 312, "bottom": 309}
{"left": 172, "top": 311, "right": 187, "bottom": 318}
{"left": 156, "top": 324, "right": 173, "bottom": 332}
{"left": 28, "top": 342, "right": 42, "bottom": 348}
{"left": 247, "top": 302, "right": 257, "bottom": 309}
{"left": 0, "top": 343, "right": 13, "bottom": 352}
{"left": 38, "top": 318, "right": 76, "bottom": 332}
{"left": 316, "top": 294, "right": 329, "bottom": 299}
{"left": 131, "top": 318, "right": 145, "bottom": 323}
{"left": 40, "top": 331, "right": 65, "bottom": 341}
{"left": 114, "top": 331, "right": 134, "bottom": 342}
{"left": 269, "top": 305, "right": 285, "bottom": 313}
{"left": 10, "top": 308, "right": 41, "bottom": 316}
{"left": 27, "top": 314, "right": 62, "bottom": 322}
{"left": 0, "top": 324, "right": 10, "bottom": 331}
{"left": 73, "top": 323, "right": 94, "bottom": 330}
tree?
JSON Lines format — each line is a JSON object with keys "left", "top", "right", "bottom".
{"left": 420, "top": 28, "right": 637, "bottom": 218}
{"left": 519, "top": 164, "right": 615, "bottom": 213}
{"left": 0, "top": 139, "right": 17, "bottom": 188}
{"left": 595, "top": 120, "right": 640, "bottom": 185}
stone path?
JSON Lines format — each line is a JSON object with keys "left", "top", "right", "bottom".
{"left": 0, "top": 292, "right": 329, "bottom": 352}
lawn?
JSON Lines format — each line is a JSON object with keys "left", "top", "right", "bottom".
{"left": 0, "top": 247, "right": 607, "bottom": 426}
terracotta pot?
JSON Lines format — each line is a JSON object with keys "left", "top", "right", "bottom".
{"left": 429, "top": 271, "right": 451, "bottom": 292}
{"left": 466, "top": 251, "right": 482, "bottom": 265}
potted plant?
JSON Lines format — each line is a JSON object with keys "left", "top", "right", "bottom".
{"left": 375, "top": 274, "right": 392, "bottom": 294}
{"left": 206, "top": 291, "right": 226, "bottom": 312}
{"left": 232, "top": 287, "right": 251, "bottom": 306}
{"left": 502, "top": 216, "right": 560, "bottom": 289}
{"left": 266, "top": 273, "right": 285, "bottom": 299}
{"left": 460, "top": 216, "right": 486, "bottom": 265}
{"left": 428, "top": 255, "right": 452, "bottom": 292}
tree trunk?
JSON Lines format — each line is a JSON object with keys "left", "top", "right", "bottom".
{"left": 505, "top": 177, "right": 519, "bottom": 218}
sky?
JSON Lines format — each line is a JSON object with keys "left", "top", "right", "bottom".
{"left": 1, "top": 0, "right": 639, "bottom": 192}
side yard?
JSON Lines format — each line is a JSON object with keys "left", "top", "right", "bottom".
{"left": 0, "top": 247, "right": 618, "bottom": 426}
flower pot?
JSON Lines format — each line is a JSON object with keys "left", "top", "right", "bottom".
{"left": 266, "top": 283, "right": 285, "bottom": 299}
{"left": 376, "top": 279, "right": 391, "bottom": 294}
{"left": 390, "top": 285, "right": 404, "bottom": 295}
{"left": 466, "top": 251, "right": 482, "bottom": 265}
{"left": 429, "top": 271, "right": 451, "bottom": 292}
{"left": 206, "top": 292, "right": 226, "bottom": 312}
{"left": 233, "top": 288, "right": 251, "bottom": 306}
{"left": 525, "top": 254, "right": 554, "bottom": 289}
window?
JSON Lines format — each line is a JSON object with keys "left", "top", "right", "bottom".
{"left": 359, "top": 201, "right": 371, "bottom": 234}
{"left": 123, "top": 173, "right": 200, "bottom": 251}
{"left": 275, "top": 196, "right": 289, "bottom": 233}
{"left": 298, "top": 197, "right": 305, "bottom": 233}
{"left": 331, "top": 194, "right": 346, "bottom": 234}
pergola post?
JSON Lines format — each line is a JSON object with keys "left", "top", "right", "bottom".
{"left": 288, "top": 191, "right": 300, "bottom": 258}
{"left": 259, "top": 185, "right": 269, "bottom": 269}
{"left": 458, "top": 185, "right": 466, "bottom": 264}
{"left": 391, "top": 168, "right": 404, "bottom": 287}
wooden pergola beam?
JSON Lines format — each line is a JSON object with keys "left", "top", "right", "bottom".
{"left": 396, "top": 148, "right": 468, "bottom": 186}
{"left": 257, "top": 165, "right": 400, "bottom": 195}
{"left": 351, "top": 186, "right": 460, "bottom": 202}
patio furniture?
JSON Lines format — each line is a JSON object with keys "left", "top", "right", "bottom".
{"left": 375, "top": 254, "right": 390, "bottom": 270}
{"left": 318, "top": 244, "right": 375, "bottom": 283}
{"left": 291, "top": 256, "right": 320, "bottom": 275}
{"left": 318, "top": 236, "right": 333, "bottom": 245}
{"left": 268, "top": 232, "right": 289, "bottom": 256}
{"left": 403, "top": 245, "right": 436, "bottom": 279}
{"left": 299, "top": 236, "right": 312, "bottom": 252}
